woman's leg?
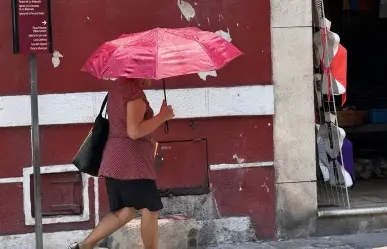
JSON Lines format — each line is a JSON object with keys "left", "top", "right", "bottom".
{"left": 79, "top": 207, "right": 136, "bottom": 249}
{"left": 140, "top": 208, "right": 160, "bottom": 249}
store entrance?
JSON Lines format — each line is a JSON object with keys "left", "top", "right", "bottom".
{"left": 314, "top": 0, "right": 387, "bottom": 210}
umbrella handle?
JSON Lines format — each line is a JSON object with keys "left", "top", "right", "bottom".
{"left": 162, "top": 79, "right": 167, "bottom": 104}
{"left": 162, "top": 79, "right": 169, "bottom": 134}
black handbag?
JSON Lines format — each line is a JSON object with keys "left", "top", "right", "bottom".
{"left": 72, "top": 94, "right": 109, "bottom": 176}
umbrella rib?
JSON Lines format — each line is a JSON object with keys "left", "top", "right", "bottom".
{"left": 195, "top": 39, "right": 217, "bottom": 69}
{"left": 155, "top": 29, "right": 159, "bottom": 79}
{"left": 99, "top": 33, "right": 150, "bottom": 78}
{"left": 100, "top": 43, "right": 144, "bottom": 79}
{"left": 100, "top": 45, "right": 123, "bottom": 79}
{"left": 162, "top": 29, "right": 217, "bottom": 69}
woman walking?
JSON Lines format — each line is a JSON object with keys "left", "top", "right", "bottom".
{"left": 70, "top": 78, "right": 174, "bottom": 249}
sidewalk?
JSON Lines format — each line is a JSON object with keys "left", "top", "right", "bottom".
{"left": 206, "top": 232, "right": 387, "bottom": 249}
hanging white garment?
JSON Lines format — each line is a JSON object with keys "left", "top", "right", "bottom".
{"left": 316, "top": 123, "right": 353, "bottom": 187}
{"left": 313, "top": 18, "right": 347, "bottom": 97}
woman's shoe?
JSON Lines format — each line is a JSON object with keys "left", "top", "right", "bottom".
{"left": 68, "top": 242, "right": 80, "bottom": 249}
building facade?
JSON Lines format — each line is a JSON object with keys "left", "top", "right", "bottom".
{"left": 0, "top": 0, "right": 315, "bottom": 247}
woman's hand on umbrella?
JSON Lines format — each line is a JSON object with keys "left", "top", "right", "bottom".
{"left": 159, "top": 101, "right": 175, "bottom": 121}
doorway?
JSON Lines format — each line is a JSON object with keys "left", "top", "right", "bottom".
{"left": 313, "top": 0, "right": 387, "bottom": 210}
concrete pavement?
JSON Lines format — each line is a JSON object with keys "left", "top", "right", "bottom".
{"left": 205, "top": 232, "right": 387, "bottom": 249}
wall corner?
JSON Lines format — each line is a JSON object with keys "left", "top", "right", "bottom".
{"left": 271, "top": 0, "right": 318, "bottom": 239}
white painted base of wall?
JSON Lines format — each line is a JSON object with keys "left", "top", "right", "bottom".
{"left": 0, "top": 229, "right": 92, "bottom": 249}
{"left": 0, "top": 217, "right": 254, "bottom": 249}
{"left": 110, "top": 216, "right": 255, "bottom": 249}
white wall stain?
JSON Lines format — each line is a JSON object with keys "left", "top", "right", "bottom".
{"left": 198, "top": 70, "right": 217, "bottom": 81}
{"left": 207, "top": 17, "right": 211, "bottom": 26}
{"left": 232, "top": 154, "right": 245, "bottom": 164}
{"left": 215, "top": 28, "right": 232, "bottom": 42}
{"left": 177, "top": 0, "right": 196, "bottom": 21}
{"left": 261, "top": 182, "right": 270, "bottom": 193}
{"left": 51, "top": 51, "right": 63, "bottom": 68}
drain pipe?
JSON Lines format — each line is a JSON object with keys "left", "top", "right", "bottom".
{"left": 318, "top": 206, "right": 387, "bottom": 218}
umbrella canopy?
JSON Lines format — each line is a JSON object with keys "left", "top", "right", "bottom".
{"left": 81, "top": 27, "right": 243, "bottom": 80}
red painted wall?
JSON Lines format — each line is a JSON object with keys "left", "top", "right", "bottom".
{"left": 210, "top": 167, "right": 275, "bottom": 239}
{"left": 0, "top": 117, "right": 274, "bottom": 237}
{"left": 0, "top": 0, "right": 271, "bottom": 96}
{"left": 0, "top": 0, "right": 274, "bottom": 240}
{"left": 0, "top": 117, "right": 273, "bottom": 179}
{"left": 0, "top": 179, "right": 96, "bottom": 235}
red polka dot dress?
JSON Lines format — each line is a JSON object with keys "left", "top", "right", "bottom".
{"left": 99, "top": 80, "right": 163, "bottom": 212}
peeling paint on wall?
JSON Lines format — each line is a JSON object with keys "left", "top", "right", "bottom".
{"left": 232, "top": 154, "right": 245, "bottom": 164}
{"left": 197, "top": 70, "right": 217, "bottom": 81}
{"left": 177, "top": 0, "right": 196, "bottom": 21}
{"left": 215, "top": 29, "right": 232, "bottom": 42}
{"left": 51, "top": 51, "right": 63, "bottom": 68}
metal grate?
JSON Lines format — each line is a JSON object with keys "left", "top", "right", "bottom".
{"left": 313, "top": 0, "right": 351, "bottom": 209}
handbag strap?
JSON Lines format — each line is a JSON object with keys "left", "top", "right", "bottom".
{"left": 99, "top": 94, "right": 109, "bottom": 117}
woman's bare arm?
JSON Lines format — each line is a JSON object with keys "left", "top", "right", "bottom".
{"left": 126, "top": 99, "right": 164, "bottom": 139}
{"left": 126, "top": 99, "right": 174, "bottom": 139}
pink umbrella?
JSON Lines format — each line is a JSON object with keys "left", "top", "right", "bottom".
{"left": 82, "top": 27, "right": 243, "bottom": 132}
{"left": 81, "top": 27, "right": 242, "bottom": 80}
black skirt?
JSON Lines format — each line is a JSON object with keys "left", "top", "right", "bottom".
{"left": 105, "top": 177, "right": 163, "bottom": 212}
